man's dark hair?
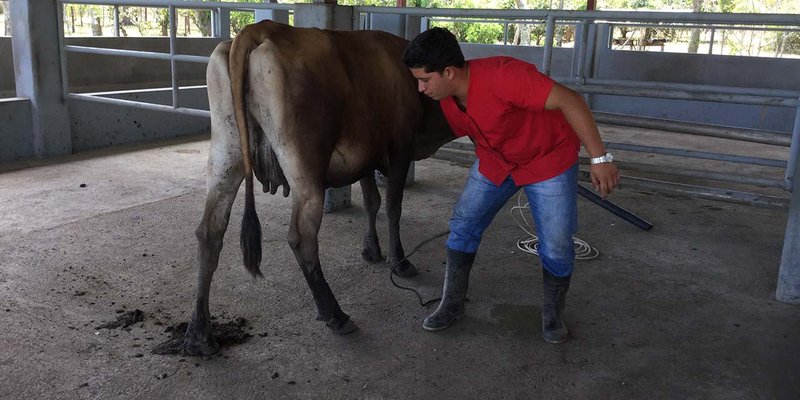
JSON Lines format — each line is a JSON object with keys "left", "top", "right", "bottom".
{"left": 402, "top": 27, "right": 465, "bottom": 73}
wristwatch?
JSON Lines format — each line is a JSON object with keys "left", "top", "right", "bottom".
{"left": 590, "top": 152, "right": 614, "bottom": 164}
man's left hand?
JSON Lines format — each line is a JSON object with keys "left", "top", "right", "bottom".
{"left": 590, "top": 162, "right": 620, "bottom": 199}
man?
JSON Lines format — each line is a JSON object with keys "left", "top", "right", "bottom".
{"left": 402, "top": 27, "right": 619, "bottom": 343}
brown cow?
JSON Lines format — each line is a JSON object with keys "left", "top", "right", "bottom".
{"left": 183, "top": 20, "right": 453, "bottom": 355}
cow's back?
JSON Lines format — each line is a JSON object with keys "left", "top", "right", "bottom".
{"left": 244, "top": 24, "right": 432, "bottom": 186}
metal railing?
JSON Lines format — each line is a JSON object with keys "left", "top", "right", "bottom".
{"left": 57, "top": 0, "right": 295, "bottom": 119}
{"left": 54, "top": 1, "right": 800, "bottom": 207}
{"left": 354, "top": 6, "right": 800, "bottom": 206}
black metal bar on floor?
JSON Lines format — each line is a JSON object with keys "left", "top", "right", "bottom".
{"left": 577, "top": 184, "right": 654, "bottom": 231}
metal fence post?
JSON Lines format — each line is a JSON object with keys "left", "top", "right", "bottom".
{"left": 777, "top": 132, "right": 800, "bottom": 303}
{"left": 168, "top": 5, "right": 179, "bottom": 109}
{"left": 542, "top": 14, "right": 555, "bottom": 76}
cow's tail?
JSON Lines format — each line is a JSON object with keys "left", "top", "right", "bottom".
{"left": 229, "top": 25, "right": 267, "bottom": 278}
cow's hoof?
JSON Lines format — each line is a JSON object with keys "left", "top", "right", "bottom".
{"left": 183, "top": 322, "right": 220, "bottom": 356}
{"left": 325, "top": 315, "right": 358, "bottom": 335}
{"left": 391, "top": 259, "right": 418, "bottom": 278}
{"left": 361, "top": 246, "right": 383, "bottom": 263}
{"left": 183, "top": 335, "right": 220, "bottom": 356}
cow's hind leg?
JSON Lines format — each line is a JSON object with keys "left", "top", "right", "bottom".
{"left": 359, "top": 173, "right": 383, "bottom": 262}
{"left": 385, "top": 158, "right": 418, "bottom": 277}
{"left": 289, "top": 188, "right": 357, "bottom": 334}
{"left": 184, "top": 164, "right": 244, "bottom": 355}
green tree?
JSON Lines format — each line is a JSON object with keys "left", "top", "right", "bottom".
{"left": 1, "top": 1, "right": 11, "bottom": 37}
{"left": 687, "top": 0, "right": 704, "bottom": 53}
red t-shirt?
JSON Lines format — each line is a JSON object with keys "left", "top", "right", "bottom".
{"left": 440, "top": 56, "right": 580, "bottom": 186}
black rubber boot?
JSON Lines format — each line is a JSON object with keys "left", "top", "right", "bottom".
{"left": 542, "top": 268, "right": 571, "bottom": 344}
{"left": 422, "top": 248, "right": 476, "bottom": 331}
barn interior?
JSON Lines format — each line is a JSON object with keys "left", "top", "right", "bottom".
{"left": 1, "top": 1, "right": 799, "bottom": 399}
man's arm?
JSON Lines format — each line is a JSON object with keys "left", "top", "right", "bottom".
{"left": 544, "top": 83, "right": 620, "bottom": 198}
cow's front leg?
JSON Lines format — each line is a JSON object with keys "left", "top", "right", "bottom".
{"left": 359, "top": 174, "right": 383, "bottom": 262}
{"left": 288, "top": 190, "right": 357, "bottom": 335}
{"left": 385, "top": 158, "right": 417, "bottom": 277}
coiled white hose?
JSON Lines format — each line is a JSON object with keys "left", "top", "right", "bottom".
{"left": 510, "top": 192, "right": 599, "bottom": 260}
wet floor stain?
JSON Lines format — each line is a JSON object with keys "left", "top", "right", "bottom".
{"left": 489, "top": 304, "right": 538, "bottom": 335}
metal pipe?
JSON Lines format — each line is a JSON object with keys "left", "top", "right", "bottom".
{"left": 605, "top": 142, "right": 787, "bottom": 168}
{"left": 169, "top": 5, "right": 178, "bottom": 109}
{"left": 574, "top": 20, "right": 590, "bottom": 84}
{"left": 577, "top": 184, "right": 654, "bottom": 231}
{"left": 543, "top": 15, "right": 555, "bottom": 76}
{"left": 349, "top": 7, "right": 800, "bottom": 26}
{"left": 57, "top": 0, "right": 294, "bottom": 12}
{"left": 708, "top": 28, "right": 715, "bottom": 55}
{"left": 608, "top": 22, "right": 800, "bottom": 34}
{"left": 572, "top": 84, "right": 800, "bottom": 108}
{"left": 57, "top": 4, "right": 70, "bottom": 101}
{"left": 113, "top": 5, "right": 120, "bottom": 37}
{"left": 591, "top": 173, "right": 790, "bottom": 209}
{"left": 593, "top": 112, "right": 792, "bottom": 147}
{"left": 786, "top": 103, "right": 800, "bottom": 190}
{"left": 217, "top": 7, "right": 230, "bottom": 39}
{"left": 580, "top": 158, "right": 786, "bottom": 188}
{"left": 64, "top": 45, "right": 210, "bottom": 63}
{"left": 54, "top": 1, "right": 800, "bottom": 26}
{"left": 586, "top": 78, "right": 800, "bottom": 100}
{"left": 67, "top": 93, "right": 210, "bottom": 118}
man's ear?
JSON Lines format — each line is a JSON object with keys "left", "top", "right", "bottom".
{"left": 443, "top": 66, "right": 455, "bottom": 80}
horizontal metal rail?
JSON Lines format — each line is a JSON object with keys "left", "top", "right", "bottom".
{"left": 353, "top": 6, "right": 800, "bottom": 26}
{"left": 605, "top": 142, "right": 787, "bottom": 168}
{"left": 593, "top": 112, "right": 792, "bottom": 147}
{"left": 67, "top": 93, "right": 210, "bottom": 118}
{"left": 606, "top": 22, "right": 800, "bottom": 33}
{"left": 434, "top": 143, "right": 789, "bottom": 207}
{"left": 65, "top": 45, "right": 211, "bottom": 63}
{"left": 580, "top": 172, "right": 790, "bottom": 209}
{"left": 578, "top": 158, "right": 786, "bottom": 188}
{"left": 57, "top": 0, "right": 293, "bottom": 11}
{"left": 571, "top": 84, "right": 799, "bottom": 108}
{"left": 586, "top": 78, "right": 800, "bottom": 101}
{"left": 440, "top": 140, "right": 786, "bottom": 188}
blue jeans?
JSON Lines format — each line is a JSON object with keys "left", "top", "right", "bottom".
{"left": 447, "top": 161, "right": 578, "bottom": 277}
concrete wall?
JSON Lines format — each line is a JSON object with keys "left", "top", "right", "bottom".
{"left": 587, "top": 24, "right": 799, "bottom": 133}
{"left": 0, "top": 38, "right": 14, "bottom": 97}
{"left": 0, "top": 36, "right": 218, "bottom": 96}
{"left": 69, "top": 87, "right": 209, "bottom": 152}
{"left": 0, "top": 98, "right": 33, "bottom": 163}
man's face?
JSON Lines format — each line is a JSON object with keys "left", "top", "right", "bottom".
{"left": 410, "top": 67, "right": 452, "bottom": 101}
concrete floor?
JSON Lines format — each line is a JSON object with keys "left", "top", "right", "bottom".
{"left": 1, "top": 133, "right": 798, "bottom": 399}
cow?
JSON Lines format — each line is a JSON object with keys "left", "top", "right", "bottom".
{"left": 183, "top": 20, "right": 454, "bottom": 355}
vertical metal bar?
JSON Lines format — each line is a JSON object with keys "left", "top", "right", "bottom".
{"left": 777, "top": 145, "right": 800, "bottom": 304}
{"left": 708, "top": 28, "right": 715, "bottom": 55}
{"left": 786, "top": 103, "right": 800, "bottom": 190}
{"left": 169, "top": 5, "right": 179, "bottom": 109}
{"left": 114, "top": 5, "right": 120, "bottom": 37}
{"left": 218, "top": 7, "right": 230, "bottom": 39}
{"left": 211, "top": 8, "right": 219, "bottom": 37}
{"left": 503, "top": 21, "right": 508, "bottom": 45}
{"left": 574, "top": 20, "right": 590, "bottom": 84}
{"left": 542, "top": 15, "right": 556, "bottom": 76}
{"left": 57, "top": 2, "right": 70, "bottom": 100}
